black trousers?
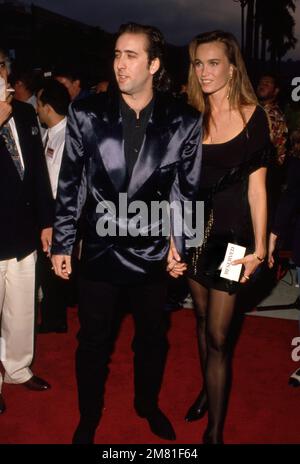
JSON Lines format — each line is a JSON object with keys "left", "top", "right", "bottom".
{"left": 36, "top": 250, "right": 69, "bottom": 328}
{"left": 76, "top": 276, "right": 169, "bottom": 425}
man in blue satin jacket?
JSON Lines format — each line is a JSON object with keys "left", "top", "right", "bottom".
{"left": 51, "top": 23, "right": 202, "bottom": 443}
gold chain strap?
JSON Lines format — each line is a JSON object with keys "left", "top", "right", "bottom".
{"left": 192, "top": 209, "right": 214, "bottom": 274}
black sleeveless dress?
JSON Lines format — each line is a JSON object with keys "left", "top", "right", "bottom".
{"left": 187, "top": 105, "right": 272, "bottom": 293}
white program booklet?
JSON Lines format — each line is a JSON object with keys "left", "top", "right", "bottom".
{"left": 220, "top": 243, "right": 246, "bottom": 282}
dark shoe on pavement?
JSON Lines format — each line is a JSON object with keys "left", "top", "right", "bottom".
{"left": 289, "top": 367, "right": 300, "bottom": 387}
{"left": 138, "top": 408, "right": 176, "bottom": 441}
{"left": 23, "top": 376, "right": 51, "bottom": 391}
{"left": 0, "top": 394, "right": 6, "bottom": 414}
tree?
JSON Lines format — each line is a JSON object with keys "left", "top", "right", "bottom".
{"left": 234, "top": 0, "right": 297, "bottom": 65}
{"left": 245, "top": 0, "right": 255, "bottom": 62}
{"left": 233, "top": 0, "right": 249, "bottom": 53}
{"left": 260, "top": 0, "right": 297, "bottom": 64}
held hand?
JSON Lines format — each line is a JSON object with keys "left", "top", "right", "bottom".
{"left": 41, "top": 227, "right": 53, "bottom": 257}
{"left": 51, "top": 255, "right": 72, "bottom": 280}
{"left": 231, "top": 252, "right": 265, "bottom": 284}
{"left": 168, "top": 261, "right": 187, "bottom": 279}
{"left": 167, "top": 237, "right": 181, "bottom": 265}
{"left": 268, "top": 232, "right": 278, "bottom": 269}
{"left": 167, "top": 238, "right": 187, "bottom": 278}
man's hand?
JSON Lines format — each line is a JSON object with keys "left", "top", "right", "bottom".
{"left": 0, "top": 97, "right": 12, "bottom": 127}
{"left": 41, "top": 227, "right": 53, "bottom": 257}
{"left": 167, "top": 238, "right": 187, "bottom": 278}
{"left": 51, "top": 255, "right": 72, "bottom": 280}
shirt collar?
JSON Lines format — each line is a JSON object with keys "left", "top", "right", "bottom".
{"left": 120, "top": 95, "right": 154, "bottom": 121}
{"left": 48, "top": 117, "right": 67, "bottom": 138}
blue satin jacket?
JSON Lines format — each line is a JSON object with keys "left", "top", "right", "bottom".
{"left": 52, "top": 92, "right": 202, "bottom": 283}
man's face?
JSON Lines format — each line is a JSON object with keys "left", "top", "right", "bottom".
{"left": 114, "top": 32, "right": 158, "bottom": 97}
{"left": 0, "top": 52, "right": 9, "bottom": 85}
{"left": 257, "top": 76, "right": 278, "bottom": 102}
{"left": 55, "top": 76, "right": 80, "bottom": 100}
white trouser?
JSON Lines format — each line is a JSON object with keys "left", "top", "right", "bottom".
{"left": 0, "top": 252, "right": 36, "bottom": 393}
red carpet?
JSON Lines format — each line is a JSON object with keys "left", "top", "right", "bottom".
{"left": 0, "top": 308, "right": 299, "bottom": 444}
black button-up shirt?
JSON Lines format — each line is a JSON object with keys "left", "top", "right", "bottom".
{"left": 120, "top": 96, "right": 154, "bottom": 182}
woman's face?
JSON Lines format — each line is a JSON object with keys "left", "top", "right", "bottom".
{"left": 193, "top": 41, "right": 233, "bottom": 96}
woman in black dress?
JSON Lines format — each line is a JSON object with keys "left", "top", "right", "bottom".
{"left": 183, "top": 31, "right": 272, "bottom": 443}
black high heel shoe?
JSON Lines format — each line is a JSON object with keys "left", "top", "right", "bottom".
{"left": 185, "top": 392, "right": 208, "bottom": 422}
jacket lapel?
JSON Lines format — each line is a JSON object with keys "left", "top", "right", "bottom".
{"left": 93, "top": 94, "right": 127, "bottom": 193}
{"left": 93, "top": 93, "right": 179, "bottom": 197}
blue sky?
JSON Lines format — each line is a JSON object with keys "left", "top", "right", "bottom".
{"left": 21, "top": 0, "right": 299, "bottom": 60}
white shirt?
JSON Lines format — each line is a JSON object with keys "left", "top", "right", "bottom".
{"left": 43, "top": 117, "right": 67, "bottom": 198}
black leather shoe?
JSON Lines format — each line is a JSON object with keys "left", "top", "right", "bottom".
{"left": 185, "top": 392, "right": 208, "bottom": 422}
{"left": 0, "top": 394, "right": 6, "bottom": 414}
{"left": 289, "top": 367, "right": 300, "bottom": 387}
{"left": 138, "top": 408, "right": 176, "bottom": 441}
{"left": 72, "top": 421, "right": 97, "bottom": 444}
{"left": 23, "top": 376, "right": 51, "bottom": 391}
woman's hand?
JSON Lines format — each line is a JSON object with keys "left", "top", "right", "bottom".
{"left": 231, "top": 252, "right": 265, "bottom": 284}
{"left": 268, "top": 232, "right": 278, "bottom": 269}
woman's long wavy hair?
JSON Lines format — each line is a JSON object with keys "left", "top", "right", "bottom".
{"left": 187, "top": 30, "right": 257, "bottom": 139}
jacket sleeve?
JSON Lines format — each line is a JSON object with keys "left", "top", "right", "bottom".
{"left": 51, "top": 103, "right": 85, "bottom": 255}
{"left": 170, "top": 112, "right": 203, "bottom": 259}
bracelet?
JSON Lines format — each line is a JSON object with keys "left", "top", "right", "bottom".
{"left": 253, "top": 252, "right": 265, "bottom": 262}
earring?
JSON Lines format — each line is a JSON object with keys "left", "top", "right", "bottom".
{"left": 227, "top": 75, "right": 233, "bottom": 100}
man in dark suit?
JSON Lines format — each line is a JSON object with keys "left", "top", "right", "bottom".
{"left": 51, "top": 23, "right": 202, "bottom": 443}
{"left": 0, "top": 48, "right": 53, "bottom": 414}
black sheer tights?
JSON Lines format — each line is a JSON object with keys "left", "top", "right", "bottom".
{"left": 188, "top": 278, "right": 237, "bottom": 443}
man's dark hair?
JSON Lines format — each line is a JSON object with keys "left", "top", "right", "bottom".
{"left": 53, "top": 65, "right": 84, "bottom": 87}
{"left": 10, "top": 69, "right": 37, "bottom": 94}
{"left": 39, "top": 79, "right": 70, "bottom": 116}
{"left": 116, "top": 22, "right": 170, "bottom": 92}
